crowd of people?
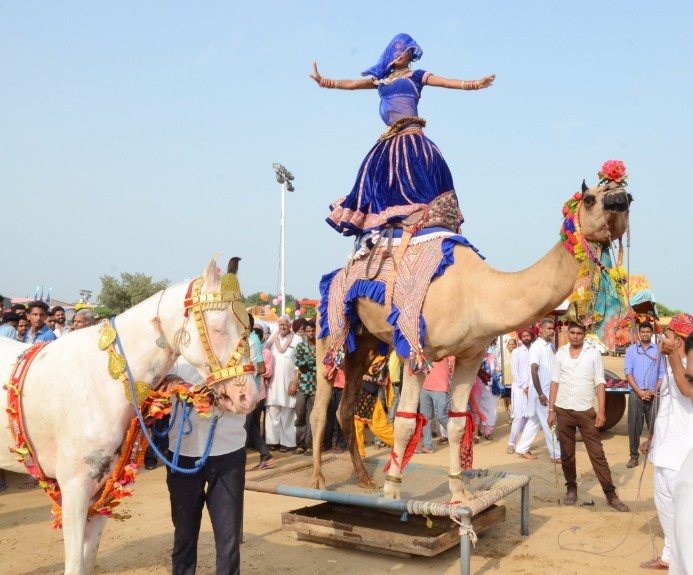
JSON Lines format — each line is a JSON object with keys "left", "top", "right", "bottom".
{"left": 0, "top": 296, "right": 96, "bottom": 345}
{"left": 4, "top": 291, "right": 693, "bottom": 573}
{"left": 504, "top": 314, "right": 693, "bottom": 572}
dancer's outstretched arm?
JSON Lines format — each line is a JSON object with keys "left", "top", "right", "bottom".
{"left": 309, "top": 62, "right": 376, "bottom": 90}
{"left": 427, "top": 74, "right": 496, "bottom": 90}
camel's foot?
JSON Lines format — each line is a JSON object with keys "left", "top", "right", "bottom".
{"left": 357, "top": 473, "right": 378, "bottom": 490}
{"left": 383, "top": 477, "right": 402, "bottom": 499}
{"left": 449, "top": 476, "right": 472, "bottom": 503}
{"left": 310, "top": 471, "right": 326, "bottom": 490}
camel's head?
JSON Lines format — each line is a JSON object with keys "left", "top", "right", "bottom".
{"left": 180, "top": 254, "right": 259, "bottom": 414}
{"left": 575, "top": 179, "right": 632, "bottom": 244}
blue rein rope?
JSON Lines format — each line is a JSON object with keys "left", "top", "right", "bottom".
{"left": 110, "top": 317, "right": 219, "bottom": 474}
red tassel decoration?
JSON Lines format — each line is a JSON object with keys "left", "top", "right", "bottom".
{"left": 384, "top": 411, "right": 428, "bottom": 472}
{"left": 449, "top": 410, "right": 475, "bottom": 470}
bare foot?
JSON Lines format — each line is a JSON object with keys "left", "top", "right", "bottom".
{"left": 639, "top": 557, "right": 668, "bottom": 570}
{"left": 357, "top": 474, "right": 378, "bottom": 489}
{"left": 518, "top": 452, "right": 538, "bottom": 460}
{"left": 19, "top": 478, "right": 39, "bottom": 489}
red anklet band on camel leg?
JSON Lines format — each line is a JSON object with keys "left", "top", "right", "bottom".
{"left": 449, "top": 411, "right": 475, "bottom": 470}
{"left": 384, "top": 411, "right": 428, "bottom": 474}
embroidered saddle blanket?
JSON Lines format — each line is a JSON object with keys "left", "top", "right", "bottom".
{"left": 318, "top": 229, "right": 483, "bottom": 374}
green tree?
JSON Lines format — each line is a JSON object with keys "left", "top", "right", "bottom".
{"left": 93, "top": 305, "right": 115, "bottom": 319}
{"left": 99, "top": 272, "right": 169, "bottom": 314}
{"left": 656, "top": 302, "right": 682, "bottom": 317}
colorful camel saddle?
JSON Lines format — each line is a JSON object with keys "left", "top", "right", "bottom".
{"left": 319, "top": 227, "right": 483, "bottom": 374}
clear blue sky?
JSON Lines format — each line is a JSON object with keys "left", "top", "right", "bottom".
{"left": 2, "top": 1, "right": 691, "bottom": 311}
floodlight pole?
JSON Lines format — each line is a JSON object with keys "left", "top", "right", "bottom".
{"left": 280, "top": 178, "right": 287, "bottom": 317}
{"left": 273, "top": 163, "right": 294, "bottom": 318}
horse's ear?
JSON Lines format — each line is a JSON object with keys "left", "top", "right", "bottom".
{"left": 201, "top": 253, "right": 222, "bottom": 292}
{"left": 581, "top": 179, "right": 589, "bottom": 193}
{"left": 227, "top": 257, "right": 241, "bottom": 275}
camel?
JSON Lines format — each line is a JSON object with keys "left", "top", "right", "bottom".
{"left": 310, "top": 180, "right": 632, "bottom": 501}
{"left": 0, "top": 256, "right": 258, "bottom": 575}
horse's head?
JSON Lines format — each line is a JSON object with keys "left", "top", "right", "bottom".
{"left": 577, "top": 179, "right": 632, "bottom": 245}
{"left": 180, "top": 254, "right": 259, "bottom": 414}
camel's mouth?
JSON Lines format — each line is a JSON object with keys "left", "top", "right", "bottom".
{"left": 602, "top": 189, "right": 632, "bottom": 213}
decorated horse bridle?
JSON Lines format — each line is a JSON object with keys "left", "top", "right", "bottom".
{"left": 183, "top": 276, "right": 255, "bottom": 387}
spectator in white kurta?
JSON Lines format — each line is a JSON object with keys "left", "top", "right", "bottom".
{"left": 640, "top": 314, "right": 693, "bottom": 571}
{"left": 507, "top": 328, "right": 534, "bottom": 454}
{"left": 674, "top": 333, "right": 693, "bottom": 575}
{"left": 477, "top": 350, "right": 499, "bottom": 440}
{"left": 264, "top": 315, "right": 301, "bottom": 452}
{"left": 70, "top": 308, "right": 95, "bottom": 331}
{"left": 515, "top": 318, "right": 561, "bottom": 462}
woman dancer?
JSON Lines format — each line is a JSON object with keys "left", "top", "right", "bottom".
{"left": 311, "top": 33, "right": 494, "bottom": 237}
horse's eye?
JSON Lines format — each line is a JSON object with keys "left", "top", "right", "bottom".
{"left": 583, "top": 195, "right": 596, "bottom": 207}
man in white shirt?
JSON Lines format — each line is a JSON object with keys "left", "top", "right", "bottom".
{"left": 515, "top": 318, "right": 561, "bottom": 461}
{"left": 640, "top": 314, "right": 693, "bottom": 571}
{"left": 674, "top": 331, "right": 693, "bottom": 575}
{"left": 166, "top": 358, "right": 248, "bottom": 575}
{"left": 547, "top": 322, "right": 628, "bottom": 512}
{"left": 52, "top": 306, "right": 70, "bottom": 337}
{"left": 507, "top": 328, "right": 534, "bottom": 454}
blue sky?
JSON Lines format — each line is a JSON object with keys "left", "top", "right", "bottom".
{"left": 2, "top": 1, "right": 692, "bottom": 311}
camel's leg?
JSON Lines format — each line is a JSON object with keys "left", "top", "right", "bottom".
{"left": 338, "top": 335, "right": 378, "bottom": 489}
{"left": 383, "top": 369, "right": 426, "bottom": 500}
{"left": 83, "top": 514, "right": 108, "bottom": 575}
{"left": 447, "top": 355, "right": 484, "bottom": 502}
{"left": 310, "top": 321, "right": 335, "bottom": 490}
{"left": 60, "top": 477, "right": 94, "bottom": 575}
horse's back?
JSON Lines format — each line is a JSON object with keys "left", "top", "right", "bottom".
{"left": 0, "top": 331, "right": 133, "bottom": 478}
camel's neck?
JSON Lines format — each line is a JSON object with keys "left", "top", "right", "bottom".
{"left": 480, "top": 240, "right": 581, "bottom": 336}
{"left": 113, "top": 284, "right": 185, "bottom": 386}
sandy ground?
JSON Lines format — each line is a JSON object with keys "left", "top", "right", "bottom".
{"left": 0, "top": 356, "right": 664, "bottom": 574}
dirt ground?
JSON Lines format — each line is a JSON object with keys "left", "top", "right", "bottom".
{"left": 0, "top": 356, "right": 664, "bottom": 574}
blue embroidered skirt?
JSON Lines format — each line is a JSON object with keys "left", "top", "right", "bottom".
{"left": 326, "top": 123, "right": 458, "bottom": 236}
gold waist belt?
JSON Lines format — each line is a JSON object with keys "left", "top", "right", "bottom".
{"left": 378, "top": 117, "right": 427, "bottom": 142}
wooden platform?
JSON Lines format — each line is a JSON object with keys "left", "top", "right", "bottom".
{"left": 282, "top": 501, "right": 506, "bottom": 558}
{"left": 246, "top": 455, "right": 529, "bottom": 574}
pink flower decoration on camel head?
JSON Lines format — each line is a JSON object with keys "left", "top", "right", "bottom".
{"left": 598, "top": 160, "right": 627, "bottom": 185}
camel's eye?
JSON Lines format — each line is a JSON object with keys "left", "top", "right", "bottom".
{"left": 583, "top": 195, "right": 596, "bottom": 207}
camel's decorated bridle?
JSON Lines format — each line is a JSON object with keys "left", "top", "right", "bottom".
{"left": 183, "top": 274, "right": 255, "bottom": 387}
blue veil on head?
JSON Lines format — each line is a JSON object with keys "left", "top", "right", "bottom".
{"left": 361, "top": 33, "right": 423, "bottom": 80}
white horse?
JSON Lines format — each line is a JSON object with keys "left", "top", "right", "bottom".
{"left": 0, "top": 255, "right": 258, "bottom": 575}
